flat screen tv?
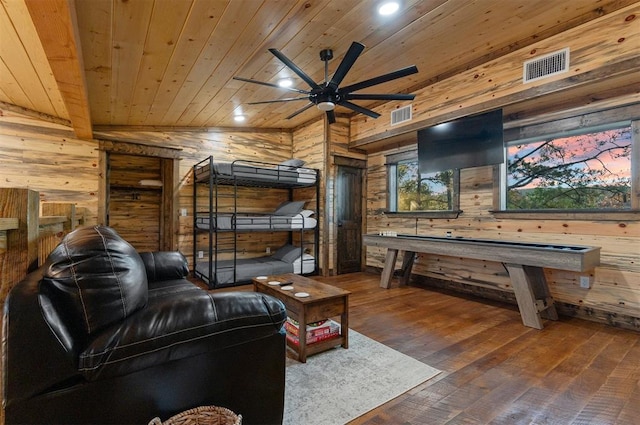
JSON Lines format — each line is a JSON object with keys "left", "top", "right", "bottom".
{"left": 418, "top": 109, "right": 504, "bottom": 174}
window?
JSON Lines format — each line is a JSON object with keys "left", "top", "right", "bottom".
{"left": 504, "top": 123, "right": 633, "bottom": 210}
{"left": 387, "top": 151, "right": 459, "bottom": 215}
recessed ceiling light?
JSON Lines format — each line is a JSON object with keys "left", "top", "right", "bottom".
{"left": 378, "top": 1, "right": 399, "bottom": 16}
{"left": 278, "top": 78, "right": 293, "bottom": 88}
{"left": 234, "top": 115, "right": 246, "bottom": 122}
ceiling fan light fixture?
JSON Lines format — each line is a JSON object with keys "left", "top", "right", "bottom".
{"left": 317, "top": 101, "right": 335, "bottom": 111}
{"left": 234, "top": 41, "right": 418, "bottom": 124}
{"left": 378, "top": 1, "right": 400, "bottom": 16}
{"left": 277, "top": 78, "right": 293, "bottom": 88}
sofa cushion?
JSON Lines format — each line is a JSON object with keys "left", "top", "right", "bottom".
{"left": 78, "top": 291, "right": 287, "bottom": 381}
{"left": 139, "top": 251, "right": 189, "bottom": 282}
{"left": 43, "top": 226, "right": 148, "bottom": 335}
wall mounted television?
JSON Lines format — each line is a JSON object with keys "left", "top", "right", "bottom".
{"left": 417, "top": 109, "right": 504, "bottom": 174}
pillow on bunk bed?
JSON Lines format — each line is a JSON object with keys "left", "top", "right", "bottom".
{"left": 299, "top": 209, "right": 315, "bottom": 217}
{"left": 273, "top": 200, "right": 305, "bottom": 215}
{"left": 272, "top": 244, "right": 303, "bottom": 263}
{"left": 279, "top": 158, "right": 306, "bottom": 170}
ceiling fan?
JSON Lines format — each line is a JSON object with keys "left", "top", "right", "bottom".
{"left": 233, "top": 41, "right": 418, "bottom": 124}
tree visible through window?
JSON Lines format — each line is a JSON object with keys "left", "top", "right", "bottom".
{"left": 395, "top": 161, "right": 454, "bottom": 211}
{"left": 506, "top": 125, "right": 632, "bottom": 209}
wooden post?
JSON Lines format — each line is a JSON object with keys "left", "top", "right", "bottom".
{"left": 0, "top": 188, "right": 39, "bottom": 305}
{"left": 40, "top": 203, "right": 78, "bottom": 265}
{"left": 42, "top": 202, "right": 76, "bottom": 232}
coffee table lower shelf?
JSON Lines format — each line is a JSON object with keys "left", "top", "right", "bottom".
{"left": 287, "top": 333, "right": 345, "bottom": 360}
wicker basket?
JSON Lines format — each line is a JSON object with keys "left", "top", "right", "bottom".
{"left": 148, "top": 405, "right": 242, "bottom": 425}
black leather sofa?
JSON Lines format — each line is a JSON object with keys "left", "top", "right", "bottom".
{"left": 2, "top": 226, "right": 287, "bottom": 424}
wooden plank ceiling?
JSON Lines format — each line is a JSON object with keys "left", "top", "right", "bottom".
{"left": 0, "top": 0, "right": 636, "bottom": 138}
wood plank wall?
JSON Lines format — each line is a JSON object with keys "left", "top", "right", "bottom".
{"left": 350, "top": 3, "right": 640, "bottom": 147}
{"left": 350, "top": 3, "right": 640, "bottom": 145}
{"left": 0, "top": 113, "right": 304, "bottom": 274}
{"left": 0, "top": 111, "right": 98, "bottom": 302}
{"left": 293, "top": 118, "right": 327, "bottom": 273}
{"left": 0, "top": 110, "right": 100, "bottom": 214}
{"left": 95, "top": 128, "right": 298, "bottom": 268}
{"left": 358, "top": 6, "right": 640, "bottom": 330}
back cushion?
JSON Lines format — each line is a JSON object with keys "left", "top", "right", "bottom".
{"left": 43, "top": 226, "right": 148, "bottom": 335}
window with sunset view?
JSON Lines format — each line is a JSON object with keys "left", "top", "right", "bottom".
{"left": 505, "top": 123, "right": 632, "bottom": 210}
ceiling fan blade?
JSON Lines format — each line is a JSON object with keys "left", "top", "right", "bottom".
{"left": 247, "top": 96, "right": 309, "bottom": 105}
{"left": 344, "top": 93, "right": 415, "bottom": 101}
{"left": 327, "top": 42, "right": 365, "bottom": 91}
{"left": 326, "top": 110, "right": 336, "bottom": 124}
{"left": 269, "top": 48, "right": 321, "bottom": 90}
{"left": 233, "top": 76, "right": 309, "bottom": 94}
{"left": 338, "top": 100, "right": 381, "bottom": 119}
{"left": 286, "top": 102, "right": 315, "bottom": 120}
{"left": 340, "top": 65, "right": 418, "bottom": 93}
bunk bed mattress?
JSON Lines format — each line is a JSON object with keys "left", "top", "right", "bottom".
{"left": 195, "top": 214, "right": 317, "bottom": 230}
{"left": 195, "top": 162, "right": 317, "bottom": 184}
{"left": 195, "top": 254, "right": 315, "bottom": 285}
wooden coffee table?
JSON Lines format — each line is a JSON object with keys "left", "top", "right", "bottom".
{"left": 253, "top": 273, "right": 350, "bottom": 363}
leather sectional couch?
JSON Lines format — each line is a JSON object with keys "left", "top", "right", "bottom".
{"left": 2, "top": 225, "right": 287, "bottom": 424}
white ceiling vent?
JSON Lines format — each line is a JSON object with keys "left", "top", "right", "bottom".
{"left": 391, "top": 105, "right": 412, "bottom": 125}
{"left": 523, "top": 48, "right": 570, "bottom": 83}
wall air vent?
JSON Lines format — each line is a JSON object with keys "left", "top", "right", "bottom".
{"left": 523, "top": 48, "right": 570, "bottom": 83}
{"left": 391, "top": 105, "right": 412, "bottom": 125}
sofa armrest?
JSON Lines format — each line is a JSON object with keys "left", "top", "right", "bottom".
{"left": 139, "top": 251, "right": 189, "bottom": 282}
{"left": 3, "top": 268, "right": 82, "bottom": 403}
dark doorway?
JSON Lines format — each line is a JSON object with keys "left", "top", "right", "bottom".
{"left": 336, "top": 164, "right": 363, "bottom": 274}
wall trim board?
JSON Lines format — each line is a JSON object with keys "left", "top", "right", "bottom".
{"left": 98, "top": 138, "right": 182, "bottom": 159}
{"left": 503, "top": 102, "right": 640, "bottom": 142}
{"left": 0, "top": 101, "right": 71, "bottom": 128}
{"left": 93, "top": 125, "right": 290, "bottom": 134}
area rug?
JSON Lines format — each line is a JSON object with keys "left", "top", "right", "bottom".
{"left": 283, "top": 330, "right": 441, "bottom": 425}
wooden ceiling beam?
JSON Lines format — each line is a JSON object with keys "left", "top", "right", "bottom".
{"left": 24, "top": 0, "right": 93, "bottom": 140}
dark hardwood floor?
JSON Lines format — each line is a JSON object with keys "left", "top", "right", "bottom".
{"left": 303, "top": 272, "right": 640, "bottom": 425}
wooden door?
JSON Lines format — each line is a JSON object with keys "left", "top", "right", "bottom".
{"left": 107, "top": 154, "right": 163, "bottom": 252}
{"left": 336, "top": 165, "right": 363, "bottom": 274}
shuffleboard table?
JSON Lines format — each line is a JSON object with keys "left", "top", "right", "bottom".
{"left": 363, "top": 234, "right": 601, "bottom": 329}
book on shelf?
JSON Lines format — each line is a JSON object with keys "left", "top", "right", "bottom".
{"left": 285, "top": 318, "right": 340, "bottom": 346}
{"left": 285, "top": 317, "right": 337, "bottom": 337}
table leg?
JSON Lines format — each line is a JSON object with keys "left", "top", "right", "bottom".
{"left": 399, "top": 251, "right": 416, "bottom": 286}
{"left": 505, "top": 263, "right": 558, "bottom": 329}
{"left": 298, "top": 308, "right": 307, "bottom": 363}
{"left": 380, "top": 248, "right": 399, "bottom": 288}
{"left": 341, "top": 296, "right": 349, "bottom": 349}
